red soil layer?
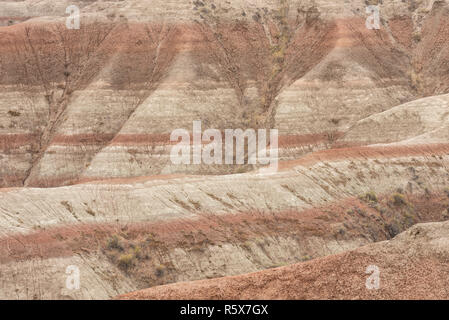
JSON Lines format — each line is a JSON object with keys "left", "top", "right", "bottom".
{"left": 0, "top": 12, "right": 445, "bottom": 89}
{"left": 279, "top": 143, "right": 449, "bottom": 170}
{"left": 0, "top": 16, "right": 411, "bottom": 85}
{"left": 66, "top": 142, "right": 449, "bottom": 186}
{"left": 0, "top": 133, "right": 37, "bottom": 150}
{"left": 23, "top": 175, "right": 92, "bottom": 188}
{"left": 0, "top": 10, "right": 448, "bottom": 188}
{"left": 109, "top": 133, "right": 174, "bottom": 146}
{"left": 1, "top": 193, "right": 446, "bottom": 265}
{"left": 28, "top": 135, "right": 449, "bottom": 157}
{"left": 2, "top": 132, "right": 342, "bottom": 149}
{"left": 2, "top": 139, "right": 446, "bottom": 188}
{"left": 0, "top": 175, "right": 26, "bottom": 187}
{"left": 279, "top": 133, "right": 344, "bottom": 147}
{"left": 108, "top": 133, "right": 342, "bottom": 147}
{"left": 51, "top": 133, "right": 116, "bottom": 146}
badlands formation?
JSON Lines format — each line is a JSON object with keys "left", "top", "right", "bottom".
{"left": 0, "top": 0, "right": 448, "bottom": 299}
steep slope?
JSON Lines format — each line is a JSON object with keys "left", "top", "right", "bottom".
{"left": 1, "top": 1, "right": 449, "bottom": 187}
{"left": 0, "top": 144, "right": 448, "bottom": 299}
{"left": 119, "top": 220, "right": 449, "bottom": 300}
{"left": 341, "top": 93, "right": 449, "bottom": 145}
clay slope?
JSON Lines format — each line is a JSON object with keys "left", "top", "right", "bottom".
{"left": 342, "top": 93, "right": 449, "bottom": 145}
{"left": 0, "top": 144, "right": 448, "bottom": 299}
{"left": 119, "top": 220, "right": 449, "bottom": 300}
{"left": 1, "top": 0, "right": 449, "bottom": 187}
{"left": 0, "top": 0, "right": 449, "bottom": 301}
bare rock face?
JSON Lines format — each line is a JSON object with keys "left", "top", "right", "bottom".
{"left": 0, "top": 0, "right": 449, "bottom": 300}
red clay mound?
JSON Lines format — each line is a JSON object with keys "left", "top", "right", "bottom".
{"left": 118, "top": 221, "right": 449, "bottom": 300}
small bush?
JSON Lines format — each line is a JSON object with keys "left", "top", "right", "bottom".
{"left": 360, "top": 191, "right": 378, "bottom": 203}
{"left": 155, "top": 264, "right": 166, "bottom": 277}
{"left": 7, "top": 110, "right": 21, "bottom": 117}
{"left": 386, "top": 222, "right": 400, "bottom": 238}
{"left": 330, "top": 118, "right": 340, "bottom": 125}
{"left": 301, "top": 254, "right": 311, "bottom": 261}
{"left": 107, "top": 235, "right": 123, "bottom": 251}
{"left": 413, "top": 31, "right": 421, "bottom": 42}
{"left": 190, "top": 200, "right": 201, "bottom": 210}
{"left": 444, "top": 188, "right": 449, "bottom": 198}
{"left": 85, "top": 207, "right": 96, "bottom": 216}
{"left": 60, "top": 200, "right": 73, "bottom": 213}
{"left": 133, "top": 246, "right": 142, "bottom": 259}
{"left": 118, "top": 254, "right": 134, "bottom": 270}
{"left": 242, "top": 240, "right": 252, "bottom": 250}
{"left": 392, "top": 193, "right": 407, "bottom": 206}
{"left": 255, "top": 238, "right": 266, "bottom": 248}
{"left": 442, "top": 208, "right": 449, "bottom": 220}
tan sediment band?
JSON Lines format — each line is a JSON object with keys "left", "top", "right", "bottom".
{"left": 0, "top": 192, "right": 446, "bottom": 264}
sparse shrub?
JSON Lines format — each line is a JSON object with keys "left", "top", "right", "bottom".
{"left": 403, "top": 210, "right": 417, "bottom": 226}
{"left": 118, "top": 254, "right": 134, "bottom": 270}
{"left": 155, "top": 264, "right": 166, "bottom": 277}
{"left": 189, "top": 200, "right": 201, "bottom": 210}
{"left": 301, "top": 254, "right": 311, "bottom": 261}
{"left": 337, "top": 227, "right": 346, "bottom": 236}
{"left": 85, "top": 207, "right": 96, "bottom": 216}
{"left": 392, "top": 193, "right": 407, "bottom": 206}
{"left": 386, "top": 222, "right": 401, "bottom": 238}
{"left": 444, "top": 188, "right": 449, "bottom": 198}
{"left": 107, "top": 235, "right": 123, "bottom": 251}
{"left": 60, "top": 200, "right": 74, "bottom": 213}
{"left": 413, "top": 31, "right": 422, "bottom": 42}
{"left": 7, "top": 110, "right": 21, "bottom": 117}
{"left": 360, "top": 191, "right": 378, "bottom": 203}
{"left": 133, "top": 246, "right": 142, "bottom": 259}
{"left": 242, "top": 240, "right": 252, "bottom": 250}
{"left": 351, "top": 206, "right": 367, "bottom": 217}
{"left": 442, "top": 208, "right": 449, "bottom": 220}
{"left": 255, "top": 238, "right": 266, "bottom": 248}
{"left": 193, "top": 0, "right": 204, "bottom": 7}
{"left": 330, "top": 118, "right": 340, "bottom": 125}
{"left": 145, "top": 234, "right": 155, "bottom": 244}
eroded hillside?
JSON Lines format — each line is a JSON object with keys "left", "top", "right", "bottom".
{"left": 0, "top": 0, "right": 448, "bottom": 300}
{"left": 0, "top": 0, "right": 448, "bottom": 187}
{"left": 119, "top": 220, "right": 449, "bottom": 300}
{"left": 0, "top": 144, "right": 448, "bottom": 299}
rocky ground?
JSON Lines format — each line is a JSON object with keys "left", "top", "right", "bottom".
{"left": 0, "top": 0, "right": 448, "bottom": 300}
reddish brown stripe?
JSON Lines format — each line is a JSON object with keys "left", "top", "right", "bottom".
{"left": 278, "top": 133, "right": 344, "bottom": 147}
{"left": 51, "top": 133, "right": 116, "bottom": 145}
{"left": 280, "top": 143, "right": 449, "bottom": 170}
{"left": 0, "top": 133, "right": 37, "bottom": 149}
{"left": 0, "top": 192, "right": 446, "bottom": 264}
